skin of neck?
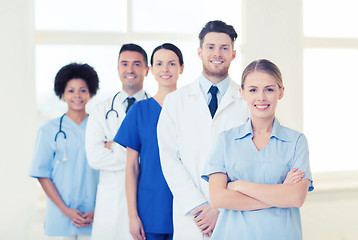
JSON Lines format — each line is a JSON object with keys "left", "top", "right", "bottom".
{"left": 154, "top": 84, "right": 177, "bottom": 106}
{"left": 202, "top": 71, "right": 229, "bottom": 85}
{"left": 122, "top": 84, "right": 143, "bottom": 97}
{"left": 66, "top": 109, "right": 88, "bottom": 125}
{"left": 250, "top": 115, "right": 275, "bottom": 135}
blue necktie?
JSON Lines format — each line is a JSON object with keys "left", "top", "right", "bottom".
{"left": 126, "top": 97, "right": 135, "bottom": 113}
{"left": 208, "top": 86, "right": 218, "bottom": 118}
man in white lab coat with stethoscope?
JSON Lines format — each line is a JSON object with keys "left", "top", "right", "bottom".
{"left": 157, "top": 20, "right": 249, "bottom": 240}
{"left": 86, "top": 43, "right": 149, "bottom": 240}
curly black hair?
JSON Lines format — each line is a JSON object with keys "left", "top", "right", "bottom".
{"left": 54, "top": 62, "right": 99, "bottom": 99}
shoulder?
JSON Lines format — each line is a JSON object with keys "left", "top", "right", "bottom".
{"left": 43, "top": 117, "right": 61, "bottom": 128}
{"left": 94, "top": 95, "right": 116, "bottom": 109}
{"left": 277, "top": 123, "right": 307, "bottom": 144}
{"left": 37, "top": 117, "right": 62, "bottom": 137}
{"left": 164, "top": 80, "right": 199, "bottom": 104}
{"left": 219, "top": 123, "right": 247, "bottom": 142}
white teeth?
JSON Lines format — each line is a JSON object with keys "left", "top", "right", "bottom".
{"left": 161, "top": 76, "right": 171, "bottom": 79}
{"left": 256, "top": 105, "right": 268, "bottom": 109}
{"left": 126, "top": 75, "right": 136, "bottom": 79}
{"left": 211, "top": 60, "right": 222, "bottom": 64}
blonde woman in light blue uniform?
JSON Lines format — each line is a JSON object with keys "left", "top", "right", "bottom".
{"left": 202, "top": 59, "right": 314, "bottom": 240}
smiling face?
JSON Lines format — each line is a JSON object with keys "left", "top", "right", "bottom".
{"left": 61, "top": 78, "right": 91, "bottom": 113}
{"left": 240, "top": 71, "right": 284, "bottom": 121}
{"left": 117, "top": 50, "right": 149, "bottom": 94}
{"left": 198, "top": 32, "right": 236, "bottom": 83}
{"left": 151, "top": 49, "right": 183, "bottom": 89}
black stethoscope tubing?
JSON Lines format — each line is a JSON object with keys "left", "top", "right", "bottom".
{"left": 54, "top": 113, "right": 67, "bottom": 142}
{"left": 105, "top": 91, "right": 148, "bottom": 119}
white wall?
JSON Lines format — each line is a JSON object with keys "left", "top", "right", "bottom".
{"left": 0, "top": 0, "right": 38, "bottom": 239}
{"left": 242, "top": 0, "right": 303, "bottom": 131}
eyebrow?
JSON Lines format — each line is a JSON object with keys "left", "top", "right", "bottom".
{"left": 205, "top": 43, "right": 231, "bottom": 47}
{"left": 247, "top": 85, "right": 277, "bottom": 88}
{"left": 120, "top": 60, "right": 143, "bottom": 64}
{"left": 155, "top": 60, "right": 177, "bottom": 63}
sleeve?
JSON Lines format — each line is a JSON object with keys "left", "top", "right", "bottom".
{"left": 292, "top": 133, "right": 314, "bottom": 191}
{"left": 29, "top": 125, "right": 54, "bottom": 178}
{"left": 157, "top": 94, "right": 208, "bottom": 215}
{"left": 85, "top": 104, "right": 126, "bottom": 171}
{"left": 201, "top": 132, "right": 227, "bottom": 182}
{"left": 113, "top": 104, "right": 140, "bottom": 152}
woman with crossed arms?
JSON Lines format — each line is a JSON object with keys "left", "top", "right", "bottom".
{"left": 202, "top": 59, "right": 314, "bottom": 240}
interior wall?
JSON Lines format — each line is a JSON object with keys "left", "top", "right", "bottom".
{"left": 242, "top": 0, "right": 303, "bottom": 131}
{"left": 0, "top": 0, "right": 38, "bottom": 239}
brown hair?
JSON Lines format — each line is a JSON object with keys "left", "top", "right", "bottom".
{"left": 241, "top": 59, "right": 283, "bottom": 89}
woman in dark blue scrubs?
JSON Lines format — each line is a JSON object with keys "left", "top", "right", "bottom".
{"left": 114, "top": 43, "right": 184, "bottom": 240}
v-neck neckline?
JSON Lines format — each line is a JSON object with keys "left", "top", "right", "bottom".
{"left": 250, "top": 137, "right": 271, "bottom": 152}
{"left": 64, "top": 114, "right": 88, "bottom": 127}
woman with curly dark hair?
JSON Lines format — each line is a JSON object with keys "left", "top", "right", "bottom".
{"left": 29, "top": 62, "right": 100, "bottom": 240}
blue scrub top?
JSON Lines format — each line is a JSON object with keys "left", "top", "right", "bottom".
{"left": 114, "top": 97, "right": 173, "bottom": 234}
{"left": 29, "top": 115, "right": 99, "bottom": 236}
{"left": 202, "top": 118, "right": 314, "bottom": 240}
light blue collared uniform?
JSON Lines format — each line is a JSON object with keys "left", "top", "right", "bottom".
{"left": 202, "top": 118, "right": 314, "bottom": 240}
{"left": 29, "top": 115, "right": 99, "bottom": 236}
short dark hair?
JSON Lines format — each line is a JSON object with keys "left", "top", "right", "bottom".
{"left": 198, "top": 20, "right": 238, "bottom": 47}
{"left": 54, "top": 62, "right": 99, "bottom": 99}
{"left": 119, "top": 43, "right": 148, "bottom": 66}
{"left": 150, "top": 43, "right": 184, "bottom": 66}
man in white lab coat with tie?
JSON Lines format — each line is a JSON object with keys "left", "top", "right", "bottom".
{"left": 86, "top": 43, "right": 149, "bottom": 240}
{"left": 157, "top": 20, "right": 249, "bottom": 239}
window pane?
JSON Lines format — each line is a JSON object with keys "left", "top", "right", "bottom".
{"left": 36, "top": 45, "right": 121, "bottom": 125}
{"left": 132, "top": 0, "right": 205, "bottom": 34}
{"left": 35, "top": 0, "right": 126, "bottom": 32}
{"left": 132, "top": 0, "right": 241, "bottom": 35}
{"left": 304, "top": 0, "right": 358, "bottom": 38}
{"left": 304, "top": 49, "right": 358, "bottom": 172}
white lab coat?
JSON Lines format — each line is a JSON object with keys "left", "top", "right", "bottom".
{"left": 86, "top": 91, "right": 148, "bottom": 240}
{"left": 157, "top": 78, "right": 249, "bottom": 240}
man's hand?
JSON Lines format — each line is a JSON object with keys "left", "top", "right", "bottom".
{"left": 191, "top": 204, "right": 219, "bottom": 237}
{"left": 104, "top": 140, "right": 114, "bottom": 150}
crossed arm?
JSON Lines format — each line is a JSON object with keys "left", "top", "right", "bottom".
{"left": 209, "top": 168, "right": 309, "bottom": 210}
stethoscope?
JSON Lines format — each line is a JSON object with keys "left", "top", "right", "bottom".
{"left": 54, "top": 113, "right": 67, "bottom": 163}
{"left": 105, "top": 91, "right": 149, "bottom": 119}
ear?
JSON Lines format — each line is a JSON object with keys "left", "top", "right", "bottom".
{"left": 239, "top": 87, "right": 245, "bottom": 99}
{"left": 179, "top": 64, "right": 184, "bottom": 74}
{"left": 145, "top": 66, "right": 150, "bottom": 77}
{"left": 231, "top": 49, "right": 237, "bottom": 60}
{"left": 197, "top": 47, "right": 202, "bottom": 60}
{"left": 278, "top": 86, "right": 285, "bottom": 100}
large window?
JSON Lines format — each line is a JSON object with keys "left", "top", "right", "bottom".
{"left": 35, "top": 0, "right": 242, "bottom": 125}
{"left": 303, "top": 0, "right": 358, "bottom": 172}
